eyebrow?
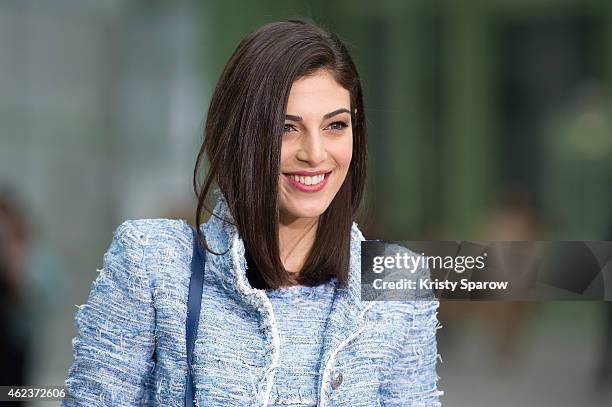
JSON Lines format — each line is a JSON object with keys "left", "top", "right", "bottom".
{"left": 285, "top": 108, "right": 351, "bottom": 122}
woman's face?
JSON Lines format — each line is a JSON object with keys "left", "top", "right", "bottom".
{"left": 279, "top": 69, "right": 353, "bottom": 223}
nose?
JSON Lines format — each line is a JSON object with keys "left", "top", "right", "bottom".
{"left": 296, "top": 129, "right": 327, "bottom": 165}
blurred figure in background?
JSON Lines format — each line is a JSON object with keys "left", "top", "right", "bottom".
{"left": 0, "top": 188, "right": 31, "bottom": 406}
{"left": 0, "top": 186, "right": 67, "bottom": 404}
{"left": 474, "top": 183, "right": 543, "bottom": 365}
{"left": 439, "top": 184, "right": 544, "bottom": 366}
{"left": 540, "top": 80, "right": 612, "bottom": 396}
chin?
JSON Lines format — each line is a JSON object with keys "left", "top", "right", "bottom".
{"left": 281, "top": 200, "right": 330, "bottom": 220}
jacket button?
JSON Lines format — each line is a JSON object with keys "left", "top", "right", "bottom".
{"left": 331, "top": 372, "right": 343, "bottom": 390}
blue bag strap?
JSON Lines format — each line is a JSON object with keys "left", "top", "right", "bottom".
{"left": 185, "top": 224, "right": 206, "bottom": 407}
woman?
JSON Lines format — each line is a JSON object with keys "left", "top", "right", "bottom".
{"left": 62, "top": 19, "right": 442, "bottom": 406}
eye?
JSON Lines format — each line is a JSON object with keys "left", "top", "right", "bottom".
{"left": 284, "top": 123, "right": 297, "bottom": 133}
{"left": 326, "top": 121, "right": 349, "bottom": 132}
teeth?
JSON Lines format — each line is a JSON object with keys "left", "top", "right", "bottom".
{"left": 288, "top": 173, "right": 326, "bottom": 186}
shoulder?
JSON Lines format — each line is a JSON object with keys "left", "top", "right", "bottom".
{"left": 113, "top": 218, "right": 192, "bottom": 239}
{"left": 108, "top": 218, "right": 194, "bottom": 265}
{"left": 365, "top": 300, "right": 440, "bottom": 342}
{"left": 110, "top": 218, "right": 192, "bottom": 244}
{"left": 369, "top": 299, "right": 439, "bottom": 319}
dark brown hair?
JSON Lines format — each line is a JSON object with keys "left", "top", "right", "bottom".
{"left": 193, "top": 19, "right": 367, "bottom": 289}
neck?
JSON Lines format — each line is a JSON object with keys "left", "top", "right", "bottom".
{"left": 278, "top": 213, "right": 319, "bottom": 275}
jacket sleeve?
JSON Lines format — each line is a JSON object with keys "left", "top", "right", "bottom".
{"left": 380, "top": 299, "right": 443, "bottom": 407}
{"left": 62, "top": 220, "right": 156, "bottom": 406}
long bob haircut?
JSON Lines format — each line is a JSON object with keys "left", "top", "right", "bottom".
{"left": 193, "top": 19, "right": 367, "bottom": 289}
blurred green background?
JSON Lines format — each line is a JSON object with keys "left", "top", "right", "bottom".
{"left": 0, "top": 0, "right": 611, "bottom": 406}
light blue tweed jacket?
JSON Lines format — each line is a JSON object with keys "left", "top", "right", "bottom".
{"left": 62, "top": 190, "right": 442, "bottom": 406}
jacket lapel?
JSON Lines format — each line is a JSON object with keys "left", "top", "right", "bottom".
{"left": 317, "top": 223, "right": 372, "bottom": 405}
{"left": 199, "top": 189, "right": 281, "bottom": 405}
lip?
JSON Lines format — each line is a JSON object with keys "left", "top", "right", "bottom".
{"left": 283, "top": 171, "right": 331, "bottom": 193}
{"left": 283, "top": 169, "right": 331, "bottom": 176}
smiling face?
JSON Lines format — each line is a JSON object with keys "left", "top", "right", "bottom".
{"left": 279, "top": 69, "right": 353, "bottom": 224}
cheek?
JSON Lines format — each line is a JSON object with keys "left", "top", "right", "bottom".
{"left": 332, "top": 136, "right": 353, "bottom": 170}
{"left": 279, "top": 139, "right": 295, "bottom": 167}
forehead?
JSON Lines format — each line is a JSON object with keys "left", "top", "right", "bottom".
{"left": 286, "top": 70, "right": 350, "bottom": 115}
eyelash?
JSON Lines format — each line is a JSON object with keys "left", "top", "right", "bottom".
{"left": 283, "top": 121, "right": 349, "bottom": 133}
{"left": 328, "top": 121, "right": 349, "bottom": 131}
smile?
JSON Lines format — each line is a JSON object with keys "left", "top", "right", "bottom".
{"left": 283, "top": 171, "right": 331, "bottom": 192}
